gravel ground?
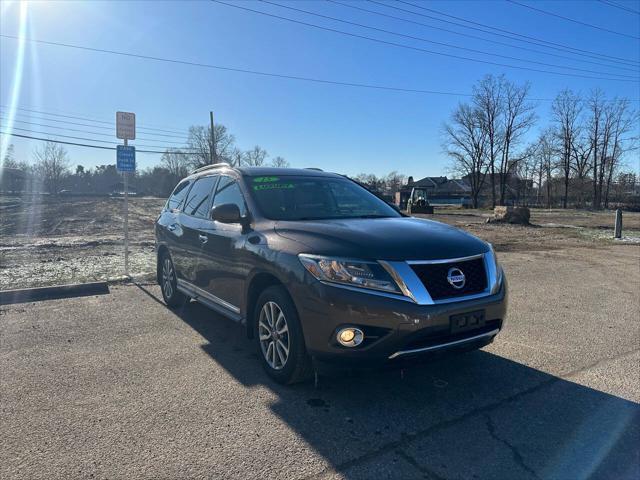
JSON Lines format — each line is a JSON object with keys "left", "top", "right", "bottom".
{"left": 1, "top": 244, "right": 638, "bottom": 479}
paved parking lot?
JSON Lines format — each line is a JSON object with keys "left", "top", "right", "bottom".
{"left": 1, "top": 245, "right": 639, "bottom": 479}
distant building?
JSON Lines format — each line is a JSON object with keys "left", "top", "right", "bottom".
{"left": 395, "top": 176, "right": 471, "bottom": 209}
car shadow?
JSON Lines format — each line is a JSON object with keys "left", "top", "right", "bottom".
{"left": 135, "top": 283, "right": 640, "bottom": 479}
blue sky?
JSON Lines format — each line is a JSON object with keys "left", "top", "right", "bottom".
{"left": 1, "top": 0, "right": 639, "bottom": 179}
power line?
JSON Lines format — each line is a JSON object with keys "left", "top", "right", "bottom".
{"left": 0, "top": 34, "right": 477, "bottom": 97}
{"left": 213, "top": 0, "right": 638, "bottom": 82}
{"left": 0, "top": 105, "right": 186, "bottom": 138}
{"left": 0, "top": 35, "right": 636, "bottom": 102}
{"left": 506, "top": 0, "right": 640, "bottom": 39}
{"left": 326, "top": 0, "right": 639, "bottom": 73}
{"left": 259, "top": 0, "right": 637, "bottom": 79}
{"left": 0, "top": 115, "right": 190, "bottom": 145}
{"left": 597, "top": 0, "right": 640, "bottom": 15}
{"left": 391, "top": 0, "right": 639, "bottom": 66}
{"left": 4, "top": 126, "right": 197, "bottom": 151}
{"left": 0, "top": 131, "right": 192, "bottom": 155}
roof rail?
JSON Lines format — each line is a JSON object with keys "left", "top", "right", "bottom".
{"left": 191, "top": 162, "right": 231, "bottom": 175}
{"left": 304, "top": 167, "right": 323, "bottom": 171}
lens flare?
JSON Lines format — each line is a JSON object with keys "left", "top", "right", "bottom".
{"left": 1, "top": 1, "right": 28, "bottom": 167}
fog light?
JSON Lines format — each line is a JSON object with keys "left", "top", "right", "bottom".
{"left": 337, "top": 327, "right": 364, "bottom": 347}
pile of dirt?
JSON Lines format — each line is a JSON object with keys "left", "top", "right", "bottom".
{"left": 486, "top": 206, "right": 531, "bottom": 225}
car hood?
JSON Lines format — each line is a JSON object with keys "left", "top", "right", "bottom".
{"left": 274, "top": 217, "right": 488, "bottom": 261}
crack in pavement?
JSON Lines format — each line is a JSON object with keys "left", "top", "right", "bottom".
{"left": 394, "top": 448, "right": 447, "bottom": 480}
{"left": 485, "top": 413, "right": 540, "bottom": 480}
{"left": 305, "top": 348, "right": 639, "bottom": 480}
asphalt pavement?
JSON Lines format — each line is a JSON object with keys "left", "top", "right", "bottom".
{"left": 1, "top": 245, "right": 639, "bottom": 479}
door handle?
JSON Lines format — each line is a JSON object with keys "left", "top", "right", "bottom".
{"left": 198, "top": 234, "right": 208, "bottom": 244}
{"left": 168, "top": 224, "right": 177, "bottom": 232}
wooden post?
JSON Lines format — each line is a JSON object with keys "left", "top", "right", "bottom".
{"left": 614, "top": 209, "right": 622, "bottom": 239}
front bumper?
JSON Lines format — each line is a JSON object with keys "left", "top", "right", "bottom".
{"left": 291, "top": 276, "right": 507, "bottom": 365}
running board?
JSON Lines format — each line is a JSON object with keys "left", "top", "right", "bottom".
{"left": 176, "top": 280, "right": 243, "bottom": 323}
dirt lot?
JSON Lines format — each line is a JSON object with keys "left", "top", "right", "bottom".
{"left": 1, "top": 194, "right": 638, "bottom": 290}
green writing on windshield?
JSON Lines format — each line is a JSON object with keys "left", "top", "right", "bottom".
{"left": 253, "top": 183, "right": 295, "bottom": 191}
{"left": 252, "top": 176, "right": 280, "bottom": 183}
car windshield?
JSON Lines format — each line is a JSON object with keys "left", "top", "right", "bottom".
{"left": 247, "top": 175, "right": 400, "bottom": 221}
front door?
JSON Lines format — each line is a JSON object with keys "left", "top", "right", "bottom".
{"left": 197, "top": 175, "right": 249, "bottom": 311}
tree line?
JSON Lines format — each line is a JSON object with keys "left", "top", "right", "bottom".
{"left": 443, "top": 74, "right": 638, "bottom": 209}
{"left": 1, "top": 123, "right": 289, "bottom": 197}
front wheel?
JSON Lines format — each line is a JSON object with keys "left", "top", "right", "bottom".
{"left": 159, "top": 253, "right": 187, "bottom": 308}
{"left": 255, "top": 286, "right": 312, "bottom": 384}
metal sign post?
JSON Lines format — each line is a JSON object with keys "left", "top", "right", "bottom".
{"left": 116, "top": 112, "right": 136, "bottom": 277}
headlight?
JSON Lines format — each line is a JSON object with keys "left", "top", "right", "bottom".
{"left": 486, "top": 243, "right": 503, "bottom": 294}
{"left": 298, "top": 254, "right": 401, "bottom": 294}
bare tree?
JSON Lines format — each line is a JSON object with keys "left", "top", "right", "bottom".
{"left": 602, "top": 99, "right": 637, "bottom": 207}
{"left": 443, "top": 103, "right": 488, "bottom": 208}
{"left": 587, "top": 89, "right": 605, "bottom": 208}
{"left": 474, "top": 75, "right": 505, "bottom": 208}
{"left": 498, "top": 80, "right": 536, "bottom": 205}
{"left": 385, "top": 171, "right": 407, "bottom": 194}
{"left": 534, "top": 128, "right": 558, "bottom": 209}
{"left": 2, "top": 143, "right": 16, "bottom": 167}
{"left": 271, "top": 156, "right": 289, "bottom": 168}
{"left": 33, "top": 141, "right": 70, "bottom": 194}
{"left": 160, "top": 148, "right": 190, "bottom": 179}
{"left": 243, "top": 145, "right": 268, "bottom": 167}
{"left": 186, "top": 124, "right": 236, "bottom": 169}
{"left": 552, "top": 89, "right": 582, "bottom": 208}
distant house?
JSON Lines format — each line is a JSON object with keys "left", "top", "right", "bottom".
{"left": 395, "top": 176, "right": 471, "bottom": 209}
{"left": 462, "top": 173, "right": 533, "bottom": 206}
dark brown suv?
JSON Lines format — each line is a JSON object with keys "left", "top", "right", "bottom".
{"left": 156, "top": 164, "right": 507, "bottom": 384}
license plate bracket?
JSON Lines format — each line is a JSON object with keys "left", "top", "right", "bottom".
{"left": 450, "top": 310, "right": 485, "bottom": 334}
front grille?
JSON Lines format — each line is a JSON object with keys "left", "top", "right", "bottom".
{"left": 410, "top": 257, "right": 487, "bottom": 300}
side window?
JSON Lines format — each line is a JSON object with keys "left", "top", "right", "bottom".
{"left": 212, "top": 176, "right": 247, "bottom": 216}
{"left": 166, "top": 179, "right": 192, "bottom": 211}
{"left": 182, "top": 176, "right": 217, "bottom": 218}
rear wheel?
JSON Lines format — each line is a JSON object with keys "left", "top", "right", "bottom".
{"left": 255, "top": 286, "right": 312, "bottom": 384}
{"left": 160, "top": 252, "right": 187, "bottom": 308}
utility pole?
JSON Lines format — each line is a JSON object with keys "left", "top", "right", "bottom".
{"left": 209, "top": 111, "right": 216, "bottom": 164}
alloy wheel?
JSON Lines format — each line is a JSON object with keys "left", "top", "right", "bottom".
{"left": 258, "top": 301, "right": 290, "bottom": 370}
{"left": 162, "top": 257, "right": 174, "bottom": 299}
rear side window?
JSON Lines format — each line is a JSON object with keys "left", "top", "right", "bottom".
{"left": 166, "top": 180, "right": 192, "bottom": 211}
{"left": 182, "top": 176, "right": 217, "bottom": 218}
{"left": 212, "top": 176, "right": 247, "bottom": 216}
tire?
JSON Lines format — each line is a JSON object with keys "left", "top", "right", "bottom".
{"left": 159, "top": 252, "right": 187, "bottom": 308}
{"left": 254, "top": 286, "right": 312, "bottom": 384}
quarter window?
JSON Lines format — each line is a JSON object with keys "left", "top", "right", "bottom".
{"left": 212, "top": 176, "right": 247, "bottom": 216}
{"left": 166, "top": 179, "right": 192, "bottom": 211}
{"left": 182, "top": 176, "right": 217, "bottom": 218}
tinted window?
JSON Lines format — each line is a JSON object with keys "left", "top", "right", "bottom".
{"left": 248, "top": 176, "right": 399, "bottom": 221}
{"left": 212, "top": 176, "right": 246, "bottom": 216}
{"left": 182, "top": 176, "right": 217, "bottom": 218}
{"left": 166, "top": 179, "right": 192, "bottom": 211}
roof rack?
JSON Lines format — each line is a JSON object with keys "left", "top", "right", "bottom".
{"left": 191, "top": 162, "right": 231, "bottom": 175}
{"left": 304, "top": 167, "right": 323, "bottom": 171}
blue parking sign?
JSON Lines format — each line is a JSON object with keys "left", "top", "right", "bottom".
{"left": 117, "top": 145, "right": 136, "bottom": 172}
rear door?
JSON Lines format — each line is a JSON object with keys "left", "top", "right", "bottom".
{"left": 197, "top": 175, "right": 249, "bottom": 311}
{"left": 158, "top": 178, "right": 193, "bottom": 280}
{"left": 176, "top": 174, "right": 218, "bottom": 285}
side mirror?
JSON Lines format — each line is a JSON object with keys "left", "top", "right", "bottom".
{"left": 210, "top": 203, "right": 242, "bottom": 223}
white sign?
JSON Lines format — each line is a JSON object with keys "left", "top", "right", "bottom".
{"left": 116, "top": 111, "right": 136, "bottom": 140}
